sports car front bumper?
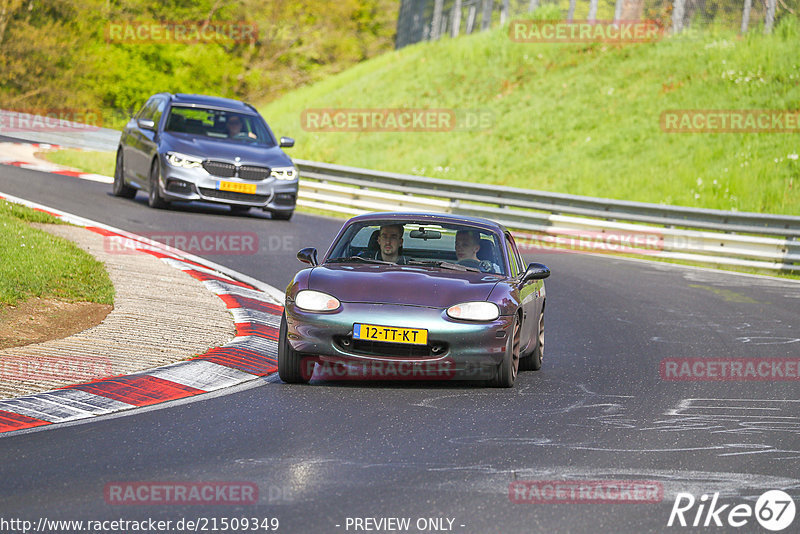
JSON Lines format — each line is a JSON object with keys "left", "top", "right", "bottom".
{"left": 285, "top": 302, "right": 513, "bottom": 380}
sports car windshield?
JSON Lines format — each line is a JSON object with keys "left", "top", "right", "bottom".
{"left": 164, "top": 106, "right": 276, "bottom": 147}
{"left": 326, "top": 220, "right": 506, "bottom": 275}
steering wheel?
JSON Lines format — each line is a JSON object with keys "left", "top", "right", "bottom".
{"left": 457, "top": 259, "right": 481, "bottom": 269}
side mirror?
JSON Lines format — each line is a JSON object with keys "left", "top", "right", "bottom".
{"left": 279, "top": 136, "right": 295, "bottom": 148}
{"left": 137, "top": 119, "right": 155, "bottom": 131}
{"left": 297, "top": 247, "right": 318, "bottom": 266}
{"left": 521, "top": 262, "right": 550, "bottom": 282}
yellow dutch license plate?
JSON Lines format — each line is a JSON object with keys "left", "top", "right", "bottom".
{"left": 218, "top": 181, "right": 257, "bottom": 194}
{"left": 353, "top": 323, "right": 428, "bottom": 345}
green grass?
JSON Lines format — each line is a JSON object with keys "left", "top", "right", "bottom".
{"left": 258, "top": 14, "right": 800, "bottom": 216}
{"left": 0, "top": 200, "right": 115, "bottom": 307}
{"left": 42, "top": 149, "right": 116, "bottom": 177}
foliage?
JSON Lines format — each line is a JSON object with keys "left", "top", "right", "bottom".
{"left": 260, "top": 15, "right": 800, "bottom": 215}
{"left": 0, "top": 0, "right": 398, "bottom": 125}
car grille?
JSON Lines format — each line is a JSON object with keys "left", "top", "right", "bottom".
{"left": 202, "top": 160, "right": 236, "bottom": 178}
{"left": 202, "top": 161, "right": 271, "bottom": 181}
{"left": 239, "top": 165, "right": 271, "bottom": 180}
{"left": 336, "top": 337, "right": 447, "bottom": 359}
{"left": 198, "top": 187, "right": 270, "bottom": 204}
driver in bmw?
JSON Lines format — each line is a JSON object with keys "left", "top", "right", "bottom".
{"left": 226, "top": 115, "right": 257, "bottom": 139}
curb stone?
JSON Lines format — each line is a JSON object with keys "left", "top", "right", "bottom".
{"left": 0, "top": 193, "right": 285, "bottom": 435}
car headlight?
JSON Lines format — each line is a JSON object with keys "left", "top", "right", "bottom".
{"left": 446, "top": 302, "right": 499, "bottom": 321}
{"left": 166, "top": 152, "right": 203, "bottom": 169}
{"left": 271, "top": 166, "right": 297, "bottom": 180}
{"left": 295, "top": 290, "right": 340, "bottom": 312}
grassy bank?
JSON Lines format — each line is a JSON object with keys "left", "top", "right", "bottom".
{"left": 0, "top": 201, "right": 114, "bottom": 307}
{"left": 44, "top": 16, "right": 800, "bottom": 216}
{"left": 43, "top": 149, "right": 115, "bottom": 177}
{"left": 258, "top": 14, "right": 799, "bottom": 215}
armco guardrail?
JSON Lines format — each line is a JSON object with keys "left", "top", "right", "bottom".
{"left": 294, "top": 159, "right": 800, "bottom": 272}
{"left": 2, "top": 108, "right": 796, "bottom": 272}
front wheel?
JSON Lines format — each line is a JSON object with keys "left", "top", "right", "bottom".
{"left": 112, "top": 150, "right": 136, "bottom": 199}
{"left": 278, "top": 313, "right": 309, "bottom": 384}
{"left": 148, "top": 159, "right": 169, "bottom": 209}
{"left": 520, "top": 310, "right": 544, "bottom": 371}
{"left": 491, "top": 314, "right": 520, "bottom": 387}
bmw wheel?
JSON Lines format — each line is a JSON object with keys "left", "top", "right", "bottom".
{"left": 147, "top": 158, "right": 169, "bottom": 209}
{"left": 112, "top": 150, "right": 136, "bottom": 199}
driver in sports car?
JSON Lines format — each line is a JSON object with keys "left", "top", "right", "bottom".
{"left": 455, "top": 229, "right": 501, "bottom": 273}
{"left": 363, "top": 223, "right": 409, "bottom": 264}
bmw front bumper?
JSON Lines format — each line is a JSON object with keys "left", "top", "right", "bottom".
{"left": 158, "top": 160, "right": 298, "bottom": 213}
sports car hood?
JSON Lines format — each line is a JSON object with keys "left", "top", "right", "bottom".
{"left": 161, "top": 132, "right": 293, "bottom": 167}
{"left": 307, "top": 264, "right": 500, "bottom": 307}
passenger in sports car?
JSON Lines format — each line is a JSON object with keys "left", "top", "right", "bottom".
{"left": 455, "top": 229, "right": 500, "bottom": 273}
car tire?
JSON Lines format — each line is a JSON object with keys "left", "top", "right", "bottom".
{"left": 271, "top": 210, "right": 293, "bottom": 221}
{"left": 520, "top": 310, "right": 544, "bottom": 371}
{"left": 491, "top": 314, "right": 520, "bottom": 387}
{"left": 112, "top": 150, "right": 136, "bottom": 199}
{"left": 148, "top": 159, "right": 169, "bottom": 209}
{"left": 278, "top": 313, "right": 310, "bottom": 384}
{"left": 230, "top": 205, "right": 250, "bottom": 214}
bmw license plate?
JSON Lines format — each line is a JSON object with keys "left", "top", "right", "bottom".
{"left": 218, "top": 181, "right": 257, "bottom": 194}
{"left": 353, "top": 323, "right": 428, "bottom": 345}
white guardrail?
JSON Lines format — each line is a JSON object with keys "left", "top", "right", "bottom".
{"left": 294, "top": 159, "right": 800, "bottom": 272}
{"left": 1, "top": 108, "right": 797, "bottom": 272}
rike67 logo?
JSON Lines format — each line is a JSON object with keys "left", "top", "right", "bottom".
{"left": 668, "top": 490, "right": 795, "bottom": 531}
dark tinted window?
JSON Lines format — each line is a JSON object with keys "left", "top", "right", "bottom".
{"left": 164, "top": 106, "right": 276, "bottom": 147}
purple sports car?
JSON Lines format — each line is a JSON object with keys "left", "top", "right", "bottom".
{"left": 278, "top": 212, "right": 550, "bottom": 387}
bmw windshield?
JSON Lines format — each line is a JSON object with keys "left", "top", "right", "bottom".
{"left": 164, "top": 105, "right": 276, "bottom": 147}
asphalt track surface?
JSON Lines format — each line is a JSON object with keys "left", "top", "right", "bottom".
{"left": 1, "top": 160, "right": 799, "bottom": 533}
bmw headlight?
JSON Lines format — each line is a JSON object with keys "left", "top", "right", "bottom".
{"left": 166, "top": 152, "right": 203, "bottom": 169}
{"left": 295, "top": 290, "right": 340, "bottom": 312}
{"left": 446, "top": 302, "right": 499, "bottom": 321}
{"left": 271, "top": 166, "right": 297, "bottom": 180}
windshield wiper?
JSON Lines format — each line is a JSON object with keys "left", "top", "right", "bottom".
{"left": 326, "top": 256, "right": 394, "bottom": 265}
{"left": 407, "top": 260, "right": 480, "bottom": 272}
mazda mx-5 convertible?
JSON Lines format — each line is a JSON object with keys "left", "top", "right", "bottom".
{"left": 278, "top": 212, "right": 550, "bottom": 387}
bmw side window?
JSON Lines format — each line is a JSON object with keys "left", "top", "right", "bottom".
{"left": 151, "top": 98, "right": 167, "bottom": 128}
{"left": 137, "top": 98, "right": 157, "bottom": 121}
